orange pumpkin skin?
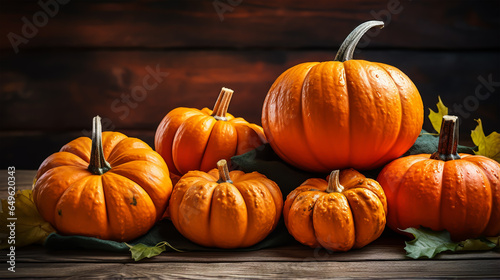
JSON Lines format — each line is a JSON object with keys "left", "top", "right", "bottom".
{"left": 284, "top": 169, "right": 387, "bottom": 251}
{"left": 262, "top": 21, "right": 423, "bottom": 172}
{"left": 155, "top": 88, "right": 266, "bottom": 176}
{"left": 33, "top": 118, "right": 172, "bottom": 242}
{"left": 377, "top": 116, "right": 500, "bottom": 241}
{"left": 169, "top": 160, "right": 283, "bottom": 248}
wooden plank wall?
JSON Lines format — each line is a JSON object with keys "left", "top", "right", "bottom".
{"left": 1, "top": 0, "right": 499, "bottom": 169}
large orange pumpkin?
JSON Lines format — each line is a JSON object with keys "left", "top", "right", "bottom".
{"left": 284, "top": 169, "right": 387, "bottom": 251}
{"left": 377, "top": 115, "right": 500, "bottom": 241}
{"left": 33, "top": 116, "right": 172, "bottom": 242}
{"left": 262, "top": 21, "right": 423, "bottom": 172}
{"left": 155, "top": 87, "right": 266, "bottom": 176}
{"left": 169, "top": 159, "right": 283, "bottom": 248}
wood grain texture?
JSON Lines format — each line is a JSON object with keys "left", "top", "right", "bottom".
{"left": 1, "top": 50, "right": 498, "bottom": 129}
{"left": 1, "top": 0, "right": 499, "bottom": 169}
{"left": 0, "top": 0, "right": 498, "bottom": 50}
{"left": 11, "top": 240, "right": 500, "bottom": 264}
{"left": 1, "top": 49, "right": 498, "bottom": 169}
{"left": 2, "top": 260, "right": 500, "bottom": 279}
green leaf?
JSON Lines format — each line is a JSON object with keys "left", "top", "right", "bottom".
{"left": 401, "top": 227, "right": 457, "bottom": 259}
{"left": 402, "top": 227, "right": 500, "bottom": 259}
{"left": 457, "top": 238, "right": 497, "bottom": 251}
{"left": 126, "top": 241, "right": 184, "bottom": 261}
{"left": 471, "top": 119, "right": 500, "bottom": 163}
{"left": 486, "top": 236, "right": 499, "bottom": 247}
{"left": 428, "top": 96, "right": 448, "bottom": 133}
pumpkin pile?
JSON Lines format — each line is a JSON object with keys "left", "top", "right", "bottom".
{"left": 30, "top": 20, "right": 499, "bottom": 253}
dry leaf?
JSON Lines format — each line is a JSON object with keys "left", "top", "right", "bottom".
{"left": 428, "top": 96, "right": 448, "bottom": 133}
{"left": 0, "top": 189, "right": 55, "bottom": 249}
{"left": 471, "top": 119, "right": 500, "bottom": 163}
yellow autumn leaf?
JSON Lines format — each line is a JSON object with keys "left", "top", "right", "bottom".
{"left": 471, "top": 119, "right": 500, "bottom": 163}
{"left": 0, "top": 189, "right": 55, "bottom": 249}
{"left": 428, "top": 96, "right": 448, "bottom": 133}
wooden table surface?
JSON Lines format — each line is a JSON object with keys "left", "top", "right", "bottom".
{"left": 1, "top": 170, "right": 499, "bottom": 279}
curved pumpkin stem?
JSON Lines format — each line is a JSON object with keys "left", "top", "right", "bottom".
{"left": 211, "top": 87, "right": 234, "bottom": 121}
{"left": 326, "top": 170, "right": 344, "bottom": 193}
{"left": 217, "top": 159, "right": 233, "bottom": 184}
{"left": 334, "top": 20, "right": 384, "bottom": 62}
{"left": 88, "top": 116, "right": 112, "bottom": 175}
{"left": 431, "top": 115, "right": 461, "bottom": 161}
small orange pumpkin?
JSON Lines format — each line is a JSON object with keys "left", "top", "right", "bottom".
{"left": 155, "top": 87, "right": 267, "bottom": 176}
{"left": 262, "top": 21, "right": 423, "bottom": 172}
{"left": 33, "top": 116, "right": 172, "bottom": 242}
{"left": 377, "top": 115, "right": 500, "bottom": 241}
{"left": 169, "top": 159, "right": 283, "bottom": 248}
{"left": 284, "top": 169, "right": 387, "bottom": 251}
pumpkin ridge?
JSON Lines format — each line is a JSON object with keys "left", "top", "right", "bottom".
{"left": 313, "top": 192, "right": 355, "bottom": 250}
{"left": 34, "top": 165, "right": 91, "bottom": 225}
{"left": 366, "top": 62, "right": 403, "bottom": 166}
{"left": 35, "top": 151, "right": 89, "bottom": 179}
{"left": 262, "top": 63, "right": 319, "bottom": 168}
{"left": 391, "top": 157, "right": 426, "bottom": 230}
{"left": 300, "top": 63, "right": 329, "bottom": 171}
{"left": 60, "top": 137, "right": 92, "bottom": 163}
{"left": 305, "top": 191, "right": 322, "bottom": 244}
{"left": 177, "top": 180, "right": 216, "bottom": 246}
{"left": 106, "top": 169, "right": 155, "bottom": 214}
{"left": 53, "top": 175, "right": 94, "bottom": 233}
{"left": 466, "top": 157, "right": 500, "bottom": 236}
{"left": 96, "top": 175, "right": 111, "bottom": 239}
{"left": 172, "top": 114, "right": 216, "bottom": 173}
{"left": 341, "top": 190, "right": 359, "bottom": 248}
{"left": 343, "top": 61, "right": 355, "bottom": 168}
{"left": 343, "top": 188, "right": 385, "bottom": 248}
{"left": 101, "top": 131, "right": 128, "bottom": 160}
{"left": 371, "top": 63, "right": 423, "bottom": 168}
{"left": 155, "top": 107, "right": 203, "bottom": 175}
{"left": 405, "top": 159, "right": 444, "bottom": 230}
{"left": 107, "top": 137, "right": 152, "bottom": 164}
{"left": 107, "top": 150, "right": 161, "bottom": 167}
{"left": 455, "top": 161, "right": 492, "bottom": 237}
{"left": 101, "top": 172, "right": 156, "bottom": 241}
{"left": 290, "top": 189, "right": 324, "bottom": 247}
{"left": 346, "top": 61, "right": 396, "bottom": 168}
{"left": 252, "top": 179, "right": 278, "bottom": 233}
{"left": 223, "top": 182, "right": 252, "bottom": 248}
{"left": 438, "top": 160, "right": 452, "bottom": 232}
{"left": 199, "top": 121, "right": 237, "bottom": 172}
{"left": 207, "top": 182, "right": 224, "bottom": 247}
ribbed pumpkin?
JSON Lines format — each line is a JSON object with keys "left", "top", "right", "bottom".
{"left": 377, "top": 115, "right": 500, "bottom": 241}
{"left": 33, "top": 116, "right": 172, "bottom": 242}
{"left": 169, "top": 160, "right": 283, "bottom": 248}
{"left": 155, "top": 87, "right": 266, "bottom": 176}
{"left": 284, "top": 169, "right": 387, "bottom": 251}
{"left": 262, "top": 21, "right": 423, "bottom": 172}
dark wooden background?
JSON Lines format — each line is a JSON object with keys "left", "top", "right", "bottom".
{"left": 1, "top": 0, "right": 499, "bottom": 169}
